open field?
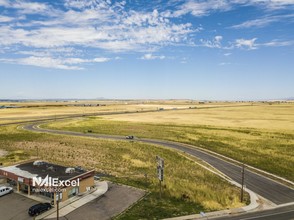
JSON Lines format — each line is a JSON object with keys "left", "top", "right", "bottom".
{"left": 0, "top": 125, "right": 246, "bottom": 219}
{"left": 44, "top": 103, "right": 294, "bottom": 181}
{"left": 102, "top": 103, "right": 294, "bottom": 131}
{"left": 0, "top": 100, "right": 252, "bottom": 124}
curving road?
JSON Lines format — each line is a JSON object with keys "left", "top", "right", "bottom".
{"left": 23, "top": 123, "right": 294, "bottom": 206}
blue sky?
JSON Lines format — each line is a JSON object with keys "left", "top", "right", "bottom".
{"left": 0, "top": 0, "right": 293, "bottom": 100}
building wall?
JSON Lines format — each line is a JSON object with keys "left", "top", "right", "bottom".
{"left": 79, "top": 176, "right": 94, "bottom": 193}
{"left": 0, "top": 177, "right": 7, "bottom": 184}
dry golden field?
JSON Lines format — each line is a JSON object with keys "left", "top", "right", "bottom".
{"left": 0, "top": 100, "right": 248, "bottom": 124}
{"left": 102, "top": 103, "right": 294, "bottom": 132}
{"left": 45, "top": 102, "right": 294, "bottom": 181}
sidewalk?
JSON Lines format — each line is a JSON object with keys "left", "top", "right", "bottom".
{"left": 14, "top": 190, "right": 51, "bottom": 204}
{"left": 36, "top": 181, "right": 108, "bottom": 220}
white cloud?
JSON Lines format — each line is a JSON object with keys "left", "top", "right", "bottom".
{"left": 262, "top": 40, "right": 294, "bottom": 47}
{"left": 64, "top": 0, "right": 115, "bottom": 10}
{"left": 0, "top": 15, "right": 14, "bottom": 22}
{"left": 17, "top": 47, "right": 80, "bottom": 58}
{"left": 173, "top": 0, "right": 231, "bottom": 17}
{"left": 0, "top": 3, "right": 194, "bottom": 53}
{"left": 0, "top": 0, "right": 56, "bottom": 15}
{"left": 235, "top": 38, "right": 258, "bottom": 50}
{"left": 140, "top": 54, "right": 165, "bottom": 60}
{"left": 0, "top": 56, "right": 82, "bottom": 70}
{"left": 254, "top": 0, "right": 294, "bottom": 9}
{"left": 0, "top": 0, "right": 293, "bottom": 70}
{"left": 231, "top": 14, "right": 294, "bottom": 29}
{"left": 62, "top": 57, "right": 110, "bottom": 64}
{"left": 13, "top": 1, "right": 48, "bottom": 14}
{"left": 171, "top": 0, "right": 294, "bottom": 18}
{"left": 0, "top": 56, "right": 111, "bottom": 70}
{"left": 229, "top": 0, "right": 294, "bottom": 9}
{"left": 0, "top": 0, "right": 9, "bottom": 7}
{"left": 93, "top": 57, "right": 111, "bottom": 62}
{"left": 199, "top": 35, "right": 223, "bottom": 48}
{"left": 219, "top": 62, "right": 231, "bottom": 65}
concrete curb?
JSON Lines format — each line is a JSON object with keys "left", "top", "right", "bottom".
{"left": 162, "top": 174, "right": 260, "bottom": 220}
{"left": 113, "top": 191, "right": 150, "bottom": 220}
{"left": 174, "top": 142, "right": 294, "bottom": 188}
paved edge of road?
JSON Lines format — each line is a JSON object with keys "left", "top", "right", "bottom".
{"left": 176, "top": 141, "right": 294, "bottom": 188}
{"left": 140, "top": 138, "right": 294, "bottom": 189}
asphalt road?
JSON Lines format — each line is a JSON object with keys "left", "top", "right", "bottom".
{"left": 213, "top": 204, "right": 294, "bottom": 220}
{"left": 23, "top": 123, "right": 294, "bottom": 206}
{"left": 141, "top": 139, "right": 294, "bottom": 205}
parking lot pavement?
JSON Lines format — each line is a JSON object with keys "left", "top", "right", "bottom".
{"left": 0, "top": 193, "right": 37, "bottom": 220}
{"left": 48, "top": 182, "right": 145, "bottom": 220}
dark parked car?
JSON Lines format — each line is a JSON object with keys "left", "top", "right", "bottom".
{"left": 28, "top": 203, "right": 52, "bottom": 216}
{"left": 126, "top": 135, "right": 134, "bottom": 139}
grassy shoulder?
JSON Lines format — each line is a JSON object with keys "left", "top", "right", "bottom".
{"left": 0, "top": 126, "right": 246, "bottom": 219}
{"left": 44, "top": 116, "right": 294, "bottom": 182}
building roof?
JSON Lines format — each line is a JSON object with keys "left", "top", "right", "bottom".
{"left": 1, "top": 161, "right": 86, "bottom": 181}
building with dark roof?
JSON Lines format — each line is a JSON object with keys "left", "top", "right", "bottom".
{"left": 0, "top": 160, "right": 94, "bottom": 204}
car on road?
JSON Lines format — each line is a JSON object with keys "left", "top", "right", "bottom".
{"left": 0, "top": 186, "right": 13, "bottom": 196}
{"left": 28, "top": 203, "right": 52, "bottom": 216}
{"left": 94, "top": 175, "right": 100, "bottom": 181}
{"left": 126, "top": 135, "right": 134, "bottom": 139}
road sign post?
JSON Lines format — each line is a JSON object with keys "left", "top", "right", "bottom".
{"left": 156, "top": 156, "right": 164, "bottom": 199}
{"left": 241, "top": 163, "right": 245, "bottom": 202}
{"left": 56, "top": 194, "right": 59, "bottom": 220}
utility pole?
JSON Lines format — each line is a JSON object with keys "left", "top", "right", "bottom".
{"left": 241, "top": 163, "right": 245, "bottom": 202}
{"left": 55, "top": 189, "right": 60, "bottom": 220}
{"left": 57, "top": 198, "right": 59, "bottom": 220}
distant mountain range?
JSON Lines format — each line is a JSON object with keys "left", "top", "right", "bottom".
{"left": 0, "top": 97, "right": 293, "bottom": 102}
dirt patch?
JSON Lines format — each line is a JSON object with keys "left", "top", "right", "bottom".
{"left": 0, "top": 149, "right": 8, "bottom": 158}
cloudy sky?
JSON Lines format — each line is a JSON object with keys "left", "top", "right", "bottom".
{"left": 0, "top": 0, "right": 293, "bottom": 100}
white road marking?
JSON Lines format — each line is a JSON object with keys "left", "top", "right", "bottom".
{"left": 239, "top": 210, "right": 294, "bottom": 220}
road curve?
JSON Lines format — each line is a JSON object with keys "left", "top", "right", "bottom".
{"left": 22, "top": 123, "right": 294, "bottom": 205}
